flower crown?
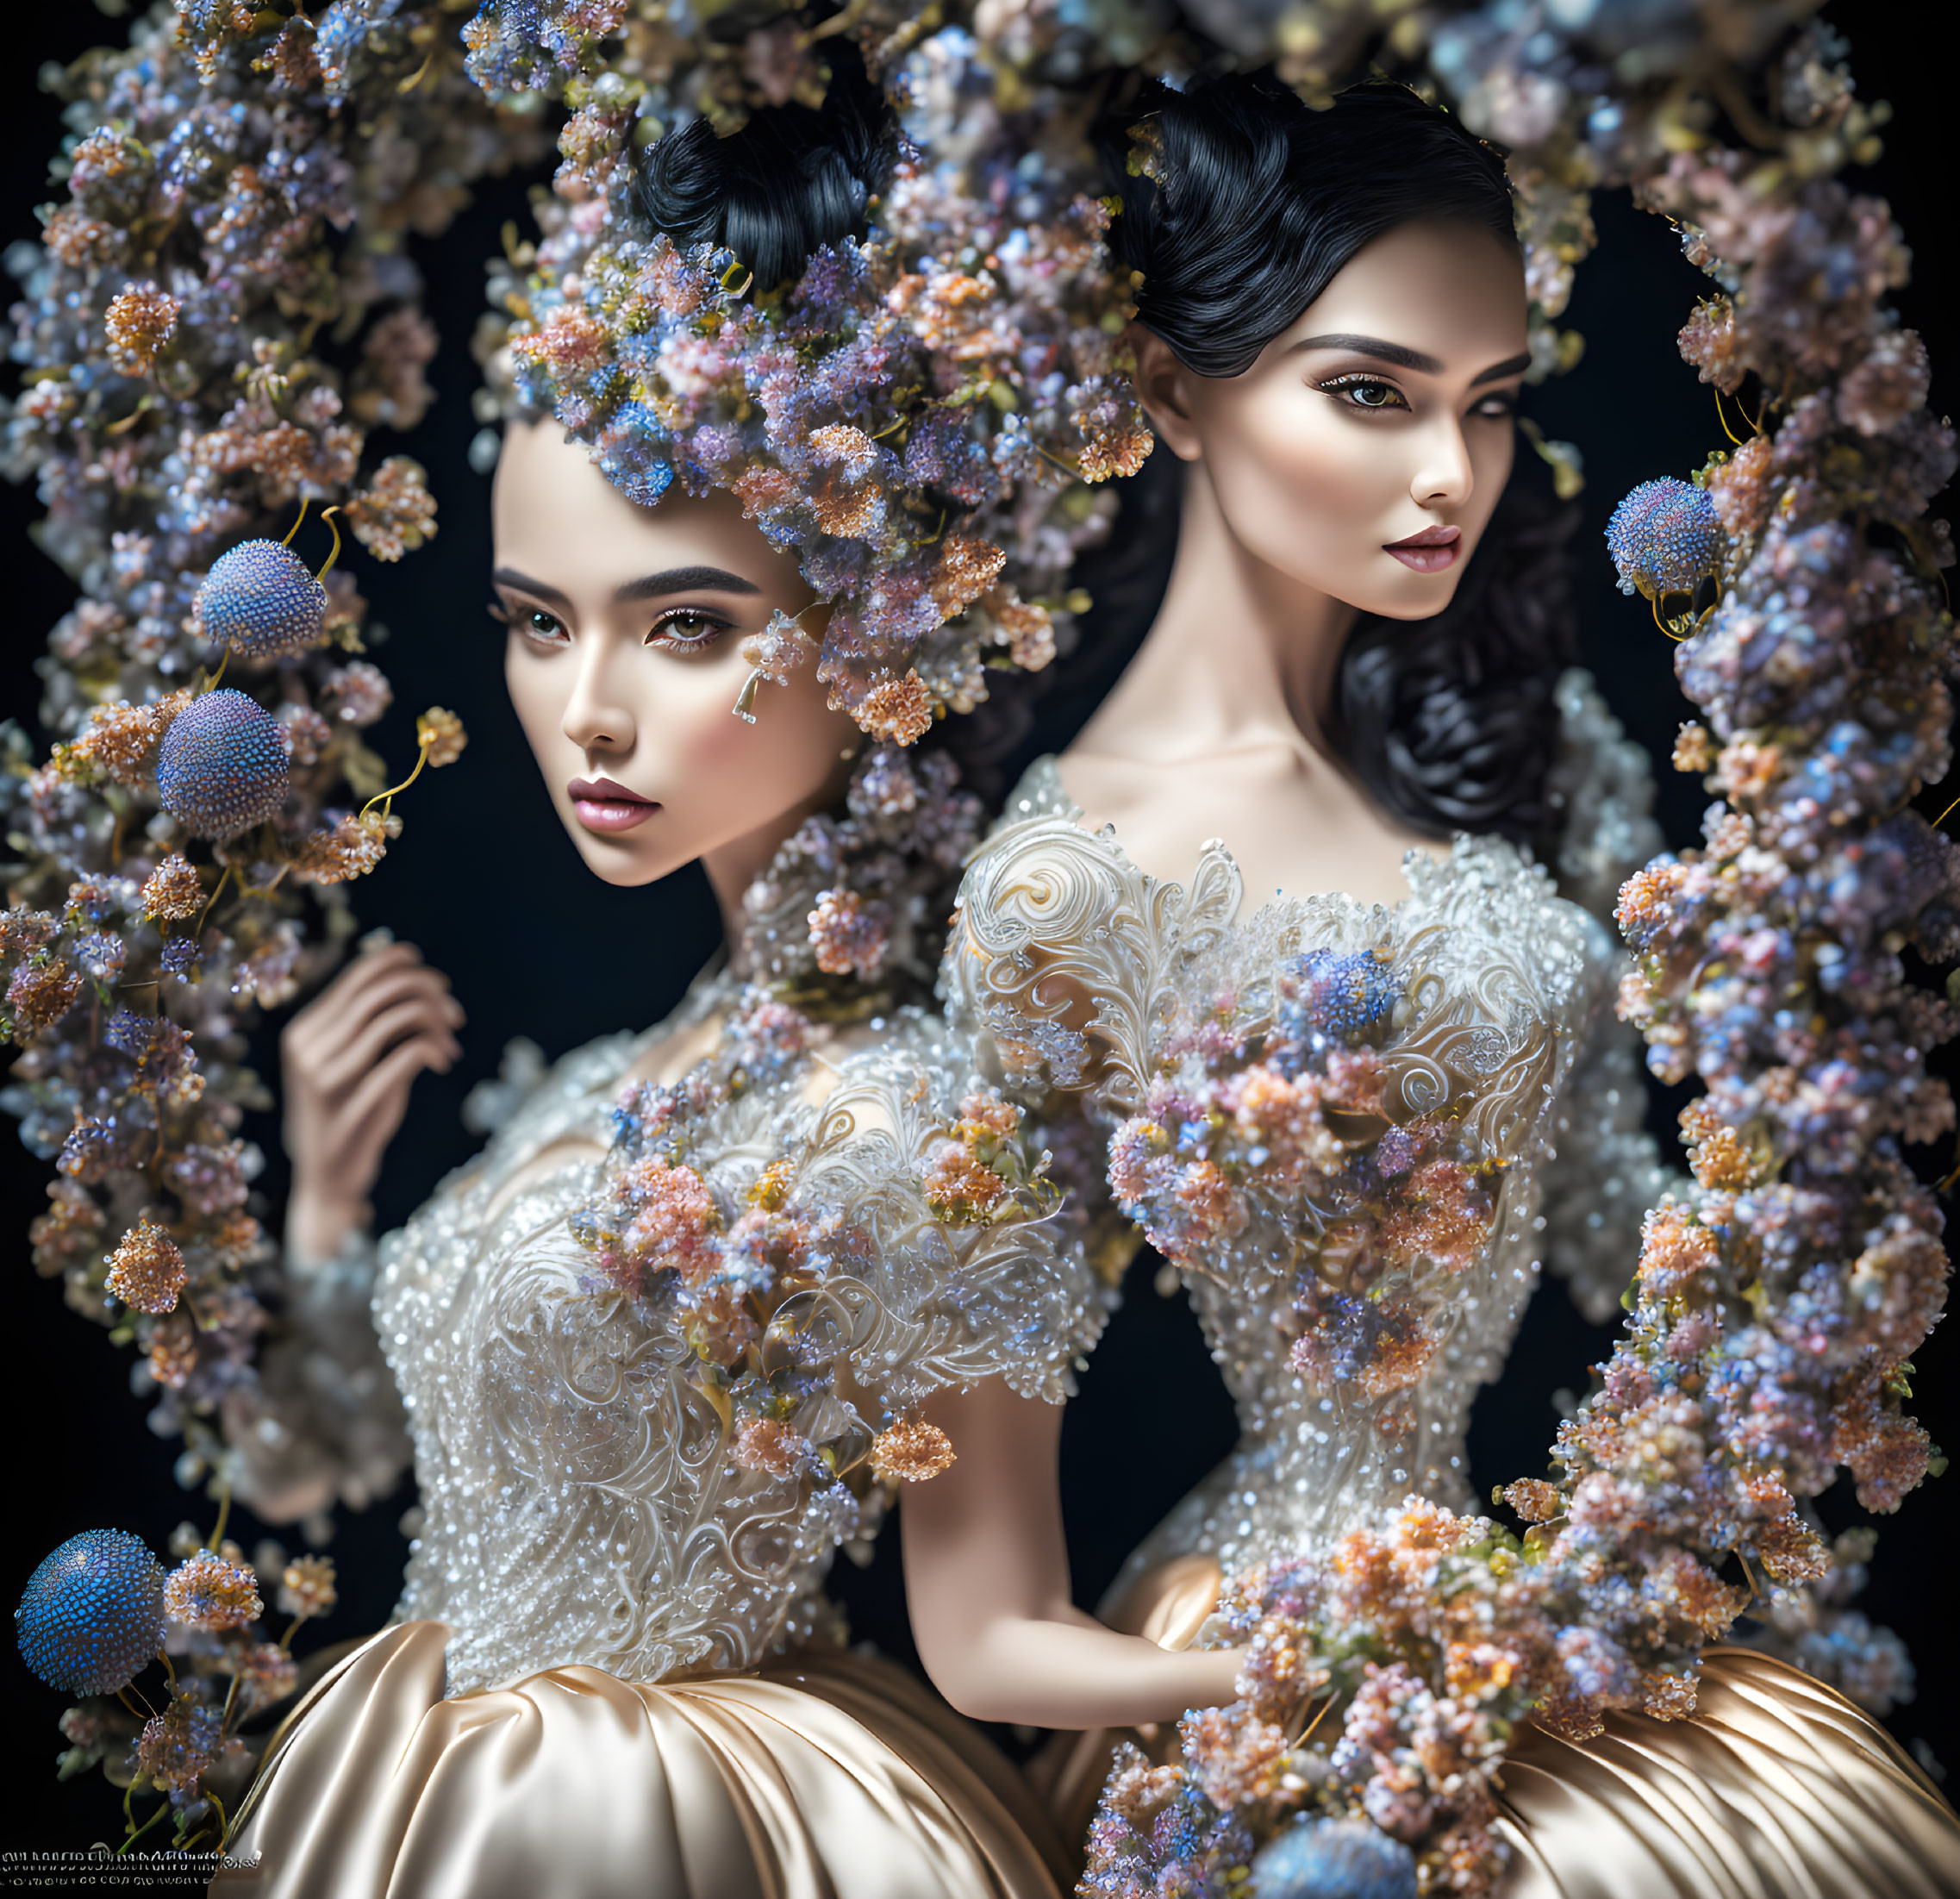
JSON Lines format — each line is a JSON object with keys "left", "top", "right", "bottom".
{"left": 477, "top": 34, "right": 1148, "bottom": 742}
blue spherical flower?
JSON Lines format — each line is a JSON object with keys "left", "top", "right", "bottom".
{"left": 16, "top": 1528, "right": 166, "bottom": 1696}
{"left": 1252, "top": 1818, "right": 1418, "bottom": 1899}
{"left": 1606, "top": 478, "right": 1723, "bottom": 599}
{"left": 195, "top": 540, "right": 326, "bottom": 660}
{"left": 1284, "top": 948, "right": 1401, "bottom": 1040}
{"left": 157, "top": 690, "right": 291, "bottom": 841}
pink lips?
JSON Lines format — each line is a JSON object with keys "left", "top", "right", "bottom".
{"left": 1383, "top": 523, "right": 1463, "bottom": 573}
{"left": 569, "top": 775, "right": 659, "bottom": 834}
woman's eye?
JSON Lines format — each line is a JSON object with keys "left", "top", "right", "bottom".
{"left": 1474, "top": 392, "right": 1518, "bottom": 418}
{"left": 643, "top": 609, "right": 731, "bottom": 652}
{"left": 1322, "top": 377, "right": 1408, "bottom": 412}
{"left": 489, "top": 599, "right": 568, "bottom": 645}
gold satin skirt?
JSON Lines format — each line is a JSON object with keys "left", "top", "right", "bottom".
{"left": 209, "top": 1620, "right": 1069, "bottom": 1899}
{"left": 1035, "top": 1559, "right": 1960, "bottom": 1899}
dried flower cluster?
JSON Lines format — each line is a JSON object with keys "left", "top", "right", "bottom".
{"left": 569, "top": 975, "right": 1055, "bottom": 1499}
{"left": 1083, "top": 1500, "right": 1559, "bottom": 1899}
{"left": 22, "top": 1516, "right": 335, "bottom": 1848}
{"left": 741, "top": 744, "right": 985, "bottom": 1015}
{"left": 1105, "top": 944, "right": 1505, "bottom": 1413}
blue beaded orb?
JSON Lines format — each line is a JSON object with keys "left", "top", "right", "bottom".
{"left": 16, "top": 1528, "right": 166, "bottom": 1696}
{"left": 1605, "top": 478, "right": 1723, "bottom": 599}
{"left": 1252, "top": 1818, "right": 1419, "bottom": 1899}
{"left": 195, "top": 540, "right": 327, "bottom": 660}
{"left": 156, "top": 689, "right": 291, "bottom": 841}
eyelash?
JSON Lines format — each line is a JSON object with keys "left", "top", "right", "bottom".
{"left": 643, "top": 608, "right": 733, "bottom": 653}
{"left": 487, "top": 601, "right": 734, "bottom": 653}
{"left": 1315, "top": 374, "right": 1519, "bottom": 420}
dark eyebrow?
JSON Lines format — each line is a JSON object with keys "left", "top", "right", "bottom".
{"left": 1290, "top": 334, "right": 1443, "bottom": 374}
{"left": 1470, "top": 352, "right": 1533, "bottom": 386}
{"left": 491, "top": 564, "right": 765, "bottom": 608}
{"left": 615, "top": 565, "right": 760, "bottom": 600}
{"left": 492, "top": 566, "right": 571, "bottom": 608}
{"left": 1289, "top": 335, "right": 1532, "bottom": 387}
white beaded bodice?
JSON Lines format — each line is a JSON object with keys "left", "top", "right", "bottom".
{"left": 372, "top": 972, "right": 1108, "bottom": 1694}
{"left": 943, "top": 670, "right": 1675, "bottom": 1596}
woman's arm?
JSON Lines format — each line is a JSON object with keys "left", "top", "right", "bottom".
{"left": 900, "top": 1375, "right": 1245, "bottom": 1729}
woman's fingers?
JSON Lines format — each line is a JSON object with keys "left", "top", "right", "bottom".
{"left": 289, "top": 970, "right": 460, "bottom": 1088}
{"left": 314, "top": 991, "right": 463, "bottom": 1096}
{"left": 284, "top": 943, "right": 455, "bottom": 1055}
{"left": 339, "top": 1029, "right": 459, "bottom": 1153}
{"left": 317, "top": 961, "right": 459, "bottom": 1051}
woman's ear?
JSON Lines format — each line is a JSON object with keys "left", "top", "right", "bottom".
{"left": 1126, "top": 326, "right": 1204, "bottom": 464}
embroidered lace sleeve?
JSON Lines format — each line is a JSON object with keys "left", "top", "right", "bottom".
{"left": 789, "top": 1026, "right": 1114, "bottom": 1415}
{"left": 1536, "top": 668, "right": 1686, "bottom": 1321}
{"left": 219, "top": 1227, "right": 410, "bottom": 1525}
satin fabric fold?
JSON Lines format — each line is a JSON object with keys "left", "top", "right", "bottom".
{"left": 209, "top": 1621, "right": 1068, "bottom": 1899}
{"left": 1498, "top": 1649, "right": 1960, "bottom": 1898}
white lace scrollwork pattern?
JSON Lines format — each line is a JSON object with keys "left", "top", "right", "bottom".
{"left": 948, "top": 739, "right": 1648, "bottom": 1601}
{"left": 946, "top": 759, "right": 1242, "bottom": 1116}
{"left": 375, "top": 993, "right": 1109, "bottom": 1696}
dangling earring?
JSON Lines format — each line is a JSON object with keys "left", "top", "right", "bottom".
{"left": 730, "top": 603, "right": 823, "bottom": 725}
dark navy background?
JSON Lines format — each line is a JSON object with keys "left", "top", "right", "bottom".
{"left": 4, "top": 4, "right": 1956, "bottom": 1848}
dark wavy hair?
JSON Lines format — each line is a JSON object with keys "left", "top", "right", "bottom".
{"left": 634, "top": 49, "right": 897, "bottom": 294}
{"left": 1100, "top": 75, "right": 1576, "bottom": 847}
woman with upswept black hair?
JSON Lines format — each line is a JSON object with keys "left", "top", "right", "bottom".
{"left": 1095, "top": 72, "right": 1579, "bottom": 857}
{"left": 934, "top": 70, "right": 1960, "bottom": 1896}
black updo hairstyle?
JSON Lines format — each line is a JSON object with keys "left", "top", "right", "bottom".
{"left": 1101, "top": 75, "right": 1578, "bottom": 848}
{"left": 636, "top": 44, "right": 898, "bottom": 294}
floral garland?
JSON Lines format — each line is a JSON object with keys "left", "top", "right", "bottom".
{"left": 0, "top": 5, "right": 551, "bottom": 1535}
{"left": 1066, "top": 9, "right": 1955, "bottom": 1899}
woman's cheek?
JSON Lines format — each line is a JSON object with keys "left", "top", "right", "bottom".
{"left": 1231, "top": 404, "right": 1387, "bottom": 580}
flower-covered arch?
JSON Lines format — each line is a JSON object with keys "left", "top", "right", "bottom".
{"left": 3, "top": 0, "right": 1953, "bottom": 1879}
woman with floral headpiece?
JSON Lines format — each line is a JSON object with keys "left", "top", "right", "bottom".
{"left": 180, "top": 42, "right": 1287, "bottom": 1899}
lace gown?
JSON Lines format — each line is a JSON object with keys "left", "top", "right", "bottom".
{"left": 213, "top": 970, "right": 1107, "bottom": 1899}
{"left": 944, "top": 674, "right": 1960, "bottom": 1898}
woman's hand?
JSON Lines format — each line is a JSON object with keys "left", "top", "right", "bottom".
{"left": 282, "top": 940, "right": 464, "bottom": 1264}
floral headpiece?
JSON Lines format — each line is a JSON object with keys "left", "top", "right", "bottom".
{"left": 472, "top": 14, "right": 1148, "bottom": 742}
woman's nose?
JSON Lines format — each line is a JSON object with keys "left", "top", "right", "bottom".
{"left": 1411, "top": 416, "right": 1476, "bottom": 510}
{"left": 560, "top": 638, "right": 636, "bottom": 753}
